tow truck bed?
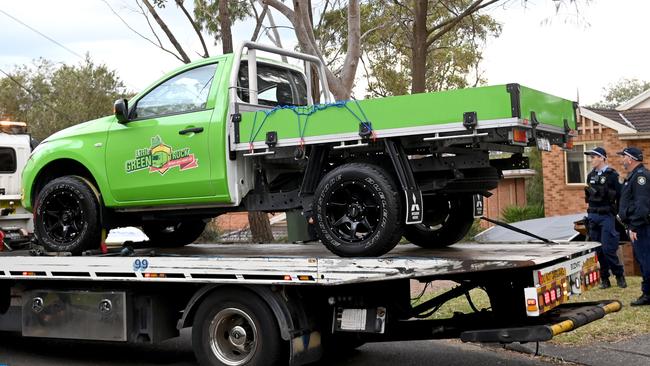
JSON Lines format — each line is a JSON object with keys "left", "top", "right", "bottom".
{"left": 0, "top": 241, "right": 620, "bottom": 366}
{"left": 0, "top": 242, "right": 599, "bottom": 285}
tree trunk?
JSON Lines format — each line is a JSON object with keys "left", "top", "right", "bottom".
{"left": 219, "top": 0, "right": 233, "bottom": 54}
{"left": 411, "top": 0, "right": 428, "bottom": 94}
{"left": 248, "top": 211, "right": 274, "bottom": 243}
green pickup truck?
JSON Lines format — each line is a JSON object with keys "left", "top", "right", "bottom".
{"left": 22, "top": 42, "right": 577, "bottom": 256}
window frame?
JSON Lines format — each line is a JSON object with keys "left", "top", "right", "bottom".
{"left": 128, "top": 61, "right": 220, "bottom": 122}
{"left": 564, "top": 141, "right": 602, "bottom": 186}
{"left": 0, "top": 147, "right": 17, "bottom": 174}
{"left": 236, "top": 61, "right": 308, "bottom": 107}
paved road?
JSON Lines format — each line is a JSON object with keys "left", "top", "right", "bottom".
{"left": 0, "top": 330, "right": 557, "bottom": 366}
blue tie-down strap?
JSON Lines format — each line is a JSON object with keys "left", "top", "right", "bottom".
{"left": 248, "top": 99, "right": 375, "bottom": 149}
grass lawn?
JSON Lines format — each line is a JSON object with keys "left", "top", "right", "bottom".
{"left": 414, "top": 277, "right": 650, "bottom": 346}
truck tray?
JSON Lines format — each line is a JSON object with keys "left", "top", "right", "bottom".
{"left": 0, "top": 242, "right": 598, "bottom": 285}
{"left": 234, "top": 83, "right": 576, "bottom": 151}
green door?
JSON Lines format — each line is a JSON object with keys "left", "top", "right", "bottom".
{"left": 105, "top": 63, "right": 220, "bottom": 204}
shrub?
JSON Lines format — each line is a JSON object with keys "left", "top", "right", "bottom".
{"left": 501, "top": 204, "right": 545, "bottom": 223}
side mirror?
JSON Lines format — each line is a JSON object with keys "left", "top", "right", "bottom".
{"left": 114, "top": 99, "right": 129, "bottom": 123}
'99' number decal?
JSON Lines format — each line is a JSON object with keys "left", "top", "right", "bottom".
{"left": 133, "top": 259, "right": 149, "bottom": 271}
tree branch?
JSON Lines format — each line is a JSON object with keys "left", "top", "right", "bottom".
{"left": 142, "top": 0, "right": 191, "bottom": 63}
{"left": 262, "top": 0, "right": 296, "bottom": 24}
{"left": 175, "top": 0, "right": 209, "bottom": 58}
{"left": 102, "top": 0, "right": 187, "bottom": 63}
{"left": 426, "top": 0, "right": 500, "bottom": 47}
{"left": 250, "top": 1, "right": 268, "bottom": 41}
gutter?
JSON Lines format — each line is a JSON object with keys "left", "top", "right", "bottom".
{"left": 618, "top": 132, "right": 650, "bottom": 140}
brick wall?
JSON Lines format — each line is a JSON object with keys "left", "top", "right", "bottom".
{"left": 542, "top": 115, "right": 646, "bottom": 217}
{"left": 482, "top": 176, "right": 529, "bottom": 227}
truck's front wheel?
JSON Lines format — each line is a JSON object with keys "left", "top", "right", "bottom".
{"left": 313, "top": 163, "right": 403, "bottom": 257}
{"left": 192, "top": 289, "right": 284, "bottom": 366}
{"left": 34, "top": 176, "right": 102, "bottom": 254}
{"left": 403, "top": 196, "right": 474, "bottom": 248}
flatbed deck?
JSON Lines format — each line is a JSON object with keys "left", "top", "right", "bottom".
{"left": 0, "top": 241, "right": 599, "bottom": 285}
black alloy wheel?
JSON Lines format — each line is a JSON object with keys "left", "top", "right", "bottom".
{"left": 34, "top": 176, "right": 102, "bottom": 254}
{"left": 313, "top": 163, "right": 403, "bottom": 257}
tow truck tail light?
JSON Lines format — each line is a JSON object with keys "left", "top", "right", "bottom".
{"left": 566, "top": 138, "right": 574, "bottom": 149}
{"left": 550, "top": 289, "right": 557, "bottom": 302}
{"left": 527, "top": 298, "right": 537, "bottom": 311}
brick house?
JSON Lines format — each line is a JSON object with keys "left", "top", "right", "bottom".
{"left": 543, "top": 89, "right": 650, "bottom": 216}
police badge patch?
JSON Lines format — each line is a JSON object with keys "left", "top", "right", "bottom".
{"left": 600, "top": 176, "right": 606, "bottom": 184}
{"left": 638, "top": 176, "right": 647, "bottom": 185}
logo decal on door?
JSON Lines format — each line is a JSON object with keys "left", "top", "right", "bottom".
{"left": 125, "top": 135, "right": 198, "bottom": 175}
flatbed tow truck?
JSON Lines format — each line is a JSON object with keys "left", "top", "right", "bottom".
{"left": 0, "top": 240, "right": 620, "bottom": 365}
{"left": 3, "top": 42, "right": 619, "bottom": 366}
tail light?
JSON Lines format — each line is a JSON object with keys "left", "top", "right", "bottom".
{"left": 512, "top": 128, "right": 528, "bottom": 143}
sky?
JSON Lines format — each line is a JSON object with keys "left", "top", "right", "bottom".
{"left": 0, "top": 0, "right": 648, "bottom": 106}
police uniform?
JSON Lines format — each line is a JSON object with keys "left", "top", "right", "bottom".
{"left": 585, "top": 167, "right": 624, "bottom": 286}
{"left": 617, "top": 147, "right": 650, "bottom": 305}
{"left": 584, "top": 147, "right": 625, "bottom": 288}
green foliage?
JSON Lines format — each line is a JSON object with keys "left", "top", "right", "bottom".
{"left": 315, "top": 1, "right": 501, "bottom": 97}
{"left": 0, "top": 56, "right": 127, "bottom": 141}
{"left": 193, "top": 0, "right": 250, "bottom": 43}
{"left": 525, "top": 147, "right": 544, "bottom": 206}
{"left": 463, "top": 219, "right": 483, "bottom": 241}
{"left": 501, "top": 204, "right": 545, "bottom": 224}
{"left": 591, "top": 78, "right": 650, "bottom": 109}
{"left": 195, "top": 218, "right": 222, "bottom": 243}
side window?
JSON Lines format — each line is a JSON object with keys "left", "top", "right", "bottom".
{"left": 0, "top": 147, "right": 16, "bottom": 173}
{"left": 135, "top": 63, "right": 218, "bottom": 119}
{"left": 238, "top": 63, "right": 308, "bottom": 107}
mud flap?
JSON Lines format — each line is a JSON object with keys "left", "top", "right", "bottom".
{"left": 473, "top": 194, "right": 484, "bottom": 218}
{"left": 384, "top": 139, "right": 423, "bottom": 225}
{"left": 405, "top": 190, "right": 423, "bottom": 224}
{"left": 290, "top": 331, "right": 323, "bottom": 366}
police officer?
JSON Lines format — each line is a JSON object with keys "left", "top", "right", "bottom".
{"left": 584, "top": 147, "right": 626, "bottom": 289}
{"left": 617, "top": 147, "right": 650, "bottom": 306}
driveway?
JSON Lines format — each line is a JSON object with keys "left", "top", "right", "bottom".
{"left": 0, "top": 329, "right": 559, "bottom": 366}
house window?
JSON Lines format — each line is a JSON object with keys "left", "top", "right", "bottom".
{"left": 565, "top": 142, "right": 600, "bottom": 184}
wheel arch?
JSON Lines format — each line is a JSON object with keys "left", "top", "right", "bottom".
{"left": 31, "top": 158, "right": 103, "bottom": 207}
{"left": 178, "top": 284, "right": 297, "bottom": 341}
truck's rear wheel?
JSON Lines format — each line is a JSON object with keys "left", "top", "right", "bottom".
{"left": 34, "top": 176, "right": 102, "bottom": 254}
{"left": 142, "top": 220, "right": 206, "bottom": 247}
{"left": 403, "top": 196, "right": 474, "bottom": 248}
{"left": 313, "top": 163, "right": 403, "bottom": 257}
{"left": 192, "top": 289, "right": 284, "bottom": 366}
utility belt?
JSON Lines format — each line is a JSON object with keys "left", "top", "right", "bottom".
{"left": 587, "top": 207, "right": 615, "bottom": 215}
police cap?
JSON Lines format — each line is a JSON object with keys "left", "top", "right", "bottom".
{"left": 584, "top": 147, "right": 607, "bottom": 159}
{"left": 616, "top": 147, "right": 643, "bottom": 161}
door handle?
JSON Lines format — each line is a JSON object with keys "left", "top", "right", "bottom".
{"left": 179, "top": 127, "right": 204, "bottom": 135}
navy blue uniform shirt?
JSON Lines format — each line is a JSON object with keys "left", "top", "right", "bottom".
{"left": 585, "top": 166, "right": 621, "bottom": 211}
{"left": 619, "top": 164, "right": 650, "bottom": 231}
